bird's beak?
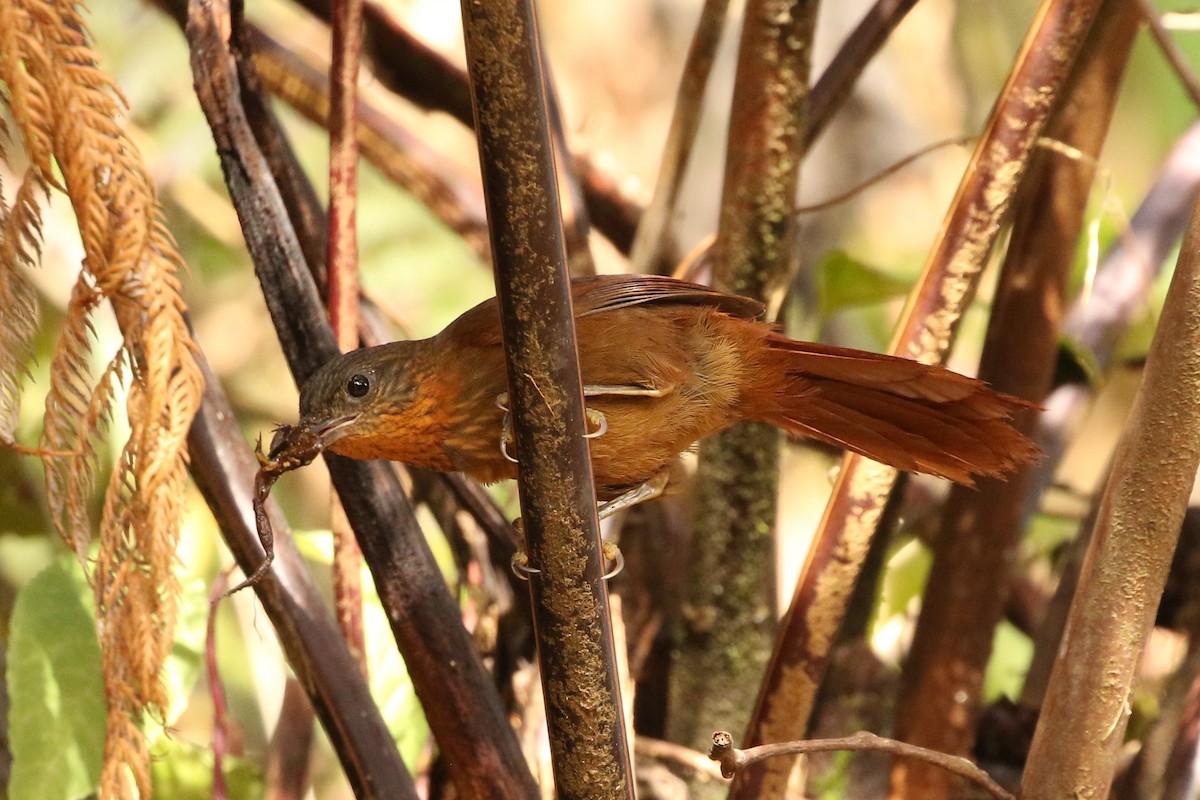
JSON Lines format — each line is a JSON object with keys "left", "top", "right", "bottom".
{"left": 300, "top": 413, "right": 360, "bottom": 447}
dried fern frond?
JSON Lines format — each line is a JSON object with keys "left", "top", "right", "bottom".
{"left": 0, "top": 1, "right": 204, "bottom": 797}
{"left": 0, "top": 168, "right": 46, "bottom": 442}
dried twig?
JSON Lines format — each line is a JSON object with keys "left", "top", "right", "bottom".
{"left": 710, "top": 731, "right": 1014, "bottom": 800}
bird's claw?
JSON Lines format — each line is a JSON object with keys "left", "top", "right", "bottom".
{"left": 510, "top": 547, "right": 541, "bottom": 581}
{"left": 601, "top": 540, "right": 624, "bottom": 580}
{"left": 496, "top": 393, "right": 606, "bottom": 458}
{"left": 496, "top": 393, "right": 519, "bottom": 463}
{"left": 509, "top": 537, "right": 624, "bottom": 582}
{"left": 583, "top": 408, "right": 608, "bottom": 439}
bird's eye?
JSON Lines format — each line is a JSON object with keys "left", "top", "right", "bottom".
{"left": 346, "top": 374, "right": 371, "bottom": 398}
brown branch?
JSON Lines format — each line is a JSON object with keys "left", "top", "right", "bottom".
{"left": 710, "top": 731, "right": 1014, "bottom": 800}
{"left": 802, "top": 0, "right": 919, "bottom": 151}
{"left": 736, "top": 1, "right": 1106, "bottom": 796}
{"left": 1020, "top": 170, "right": 1200, "bottom": 800}
{"left": 890, "top": 5, "right": 1138, "bottom": 798}
{"left": 459, "top": 0, "right": 633, "bottom": 795}
{"left": 185, "top": 2, "right": 538, "bottom": 796}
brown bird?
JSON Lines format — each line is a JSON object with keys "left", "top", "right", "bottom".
{"left": 297, "top": 274, "right": 1038, "bottom": 515}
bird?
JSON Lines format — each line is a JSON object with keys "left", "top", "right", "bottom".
{"left": 294, "top": 274, "right": 1038, "bottom": 524}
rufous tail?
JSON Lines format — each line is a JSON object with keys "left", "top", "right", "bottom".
{"left": 750, "top": 336, "right": 1041, "bottom": 485}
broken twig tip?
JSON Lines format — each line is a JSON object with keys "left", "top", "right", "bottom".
{"left": 709, "top": 731, "right": 741, "bottom": 778}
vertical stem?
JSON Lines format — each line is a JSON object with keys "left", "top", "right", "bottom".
{"left": 670, "top": 3, "right": 819, "bottom": 791}
{"left": 327, "top": 0, "right": 367, "bottom": 675}
{"left": 1021, "top": 193, "right": 1200, "bottom": 800}
{"left": 458, "top": 0, "right": 633, "bottom": 797}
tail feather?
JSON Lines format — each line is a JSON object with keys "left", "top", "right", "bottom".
{"left": 753, "top": 337, "right": 1040, "bottom": 484}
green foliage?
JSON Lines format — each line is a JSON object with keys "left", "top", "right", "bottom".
{"left": 7, "top": 561, "right": 105, "bottom": 800}
{"left": 150, "top": 740, "right": 262, "bottom": 800}
{"left": 293, "top": 530, "right": 431, "bottom": 767}
{"left": 983, "top": 622, "right": 1033, "bottom": 703}
{"left": 814, "top": 251, "right": 911, "bottom": 318}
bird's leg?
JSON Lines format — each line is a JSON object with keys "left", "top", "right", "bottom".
{"left": 578, "top": 382, "right": 672, "bottom": 444}
{"left": 499, "top": 382, "right": 670, "bottom": 454}
{"left": 583, "top": 382, "right": 675, "bottom": 399}
{"left": 598, "top": 469, "right": 670, "bottom": 520}
{"left": 504, "top": 384, "right": 673, "bottom": 581}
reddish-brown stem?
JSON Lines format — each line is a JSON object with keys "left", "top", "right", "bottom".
{"left": 327, "top": 0, "right": 367, "bottom": 676}
{"left": 207, "top": 569, "right": 234, "bottom": 800}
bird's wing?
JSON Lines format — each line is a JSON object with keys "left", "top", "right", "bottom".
{"left": 574, "top": 274, "right": 765, "bottom": 320}
{"left": 444, "top": 275, "right": 764, "bottom": 348}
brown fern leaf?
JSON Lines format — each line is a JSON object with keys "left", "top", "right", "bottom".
{"left": 2, "top": 2, "right": 203, "bottom": 796}
{"left": 0, "top": 169, "right": 46, "bottom": 442}
{"left": 0, "top": 2, "right": 55, "bottom": 179}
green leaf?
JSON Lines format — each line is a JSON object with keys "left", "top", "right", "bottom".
{"left": 983, "top": 622, "right": 1033, "bottom": 703}
{"left": 8, "top": 561, "right": 105, "bottom": 800}
{"left": 290, "top": 530, "right": 431, "bottom": 769}
{"left": 815, "top": 251, "right": 911, "bottom": 316}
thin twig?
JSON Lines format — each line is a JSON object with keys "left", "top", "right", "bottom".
{"left": 207, "top": 568, "right": 234, "bottom": 800}
{"left": 635, "top": 737, "right": 725, "bottom": 781}
{"left": 1136, "top": 0, "right": 1200, "bottom": 110}
{"left": 709, "top": 731, "right": 1015, "bottom": 800}
{"left": 793, "top": 136, "right": 974, "bottom": 215}
{"left": 630, "top": 0, "right": 730, "bottom": 275}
